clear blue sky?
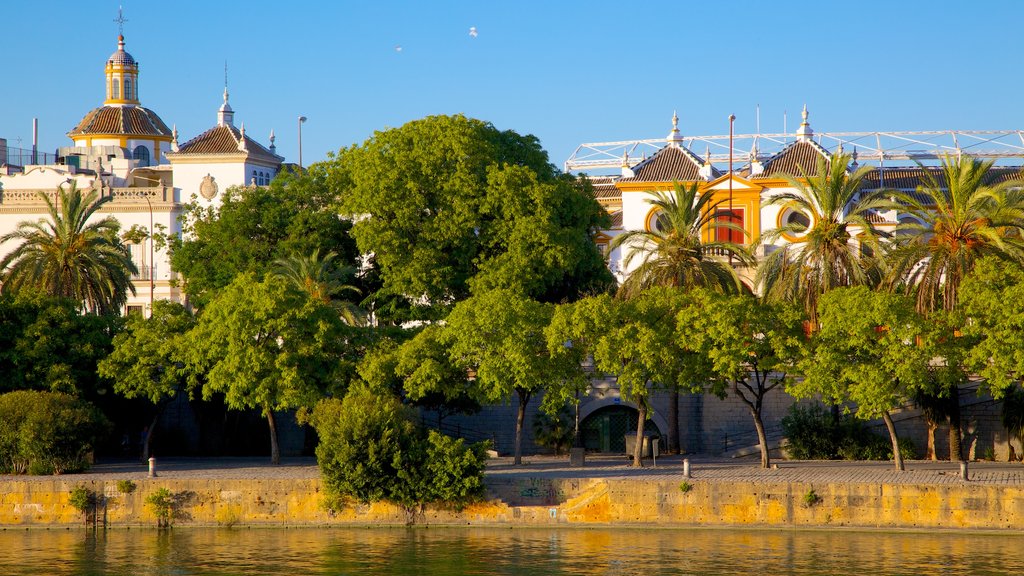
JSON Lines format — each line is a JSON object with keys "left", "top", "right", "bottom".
{"left": 2, "top": 0, "right": 1021, "bottom": 170}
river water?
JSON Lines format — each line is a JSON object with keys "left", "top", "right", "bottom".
{"left": 1, "top": 527, "right": 1022, "bottom": 575}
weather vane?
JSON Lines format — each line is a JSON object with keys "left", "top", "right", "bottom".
{"left": 114, "top": 5, "right": 128, "bottom": 35}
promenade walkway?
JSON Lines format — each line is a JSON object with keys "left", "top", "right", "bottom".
{"left": 25, "top": 454, "right": 1024, "bottom": 487}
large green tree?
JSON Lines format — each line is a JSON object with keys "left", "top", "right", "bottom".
{"left": 884, "top": 156, "right": 1024, "bottom": 461}
{"left": 443, "top": 289, "right": 567, "bottom": 465}
{"left": 0, "top": 184, "right": 136, "bottom": 315}
{"left": 182, "top": 273, "right": 348, "bottom": 464}
{"left": 793, "top": 287, "right": 936, "bottom": 471}
{"left": 171, "top": 171, "right": 358, "bottom": 309}
{"left": 757, "top": 152, "right": 893, "bottom": 327}
{"left": 328, "top": 114, "right": 612, "bottom": 320}
{"left": 607, "top": 181, "right": 751, "bottom": 454}
{"left": 677, "top": 290, "right": 806, "bottom": 468}
{"left": 97, "top": 300, "right": 196, "bottom": 460}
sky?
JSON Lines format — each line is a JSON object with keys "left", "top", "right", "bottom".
{"left": 2, "top": 0, "right": 1022, "bottom": 171}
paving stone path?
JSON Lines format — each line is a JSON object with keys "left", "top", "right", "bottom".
{"left": 9, "top": 454, "right": 1023, "bottom": 487}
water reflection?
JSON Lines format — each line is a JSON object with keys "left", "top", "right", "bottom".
{"left": 0, "top": 527, "right": 1021, "bottom": 575}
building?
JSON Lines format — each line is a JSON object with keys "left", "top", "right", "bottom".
{"left": 0, "top": 32, "right": 283, "bottom": 314}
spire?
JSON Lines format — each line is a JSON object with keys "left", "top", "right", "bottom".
{"left": 218, "top": 86, "right": 234, "bottom": 127}
{"left": 698, "top": 144, "right": 715, "bottom": 180}
{"left": 237, "top": 122, "right": 248, "bottom": 151}
{"left": 704, "top": 145, "right": 713, "bottom": 166}
{"left": 269, "top": 129, "right": 276, "bottom": 153}
{"left": 171, "top": 124, "right": 179, "bottom": 152}
{"left": 666, "top": 111, "right": 683, "bottom": 147}
{"left": 795, "top": 104, "right": 814, "bottom": 142}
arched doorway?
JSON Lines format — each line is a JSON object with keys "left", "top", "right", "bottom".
{"left": 580, "top": 404, "right": 661, "bottom": 453}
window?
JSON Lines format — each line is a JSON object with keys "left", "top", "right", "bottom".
{"left": 124, "top": 77, "right": 133, "bottom": 100}
{"left": 112, "top": 78, "right": 120, "bottom": 99}
{"left": 127, "top": 305, "right": 144, "bottom": 316}
{"left": 129, "top": 243, "right": 147, "bottom": 279}
{"left": 132, "top": 145, "right": 150, "bottom": 167}
{"left": 778, "top": 205, "right": 811, "bottom": 241}
{"left": 714, "top": 208, "right": 744, "bottom": 244}
{"left": 644, "top": 208, "right": 669, "bottom": 233}
{"left": 252, "top": 170, "right": 258, "bottom": 185}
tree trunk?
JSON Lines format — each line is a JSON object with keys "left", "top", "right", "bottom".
{"left": 142, "top": 410, "right": 160, "bottom": 462}
{"left": 513, "top": 390, "right": 530, "bottom": 466}
{"left": 632, "top": 399, "right": 647, "bottom": 468}
{"left": 668, "top": 387, "right": 680, "bottom": 455}
{"left": 925, "top": 419, "right": 937, "bottom": 461}
{"left": 751, "top": 407, "right": 770, "bottom": 469}
{"left": 266, "top": 409, "right": 281, "bottom": 465}
{"left": 947, "top": 393, "right": 964, "bottom": 463}
{"left": 882, "top": 410, "right": 904, "bottom": 471}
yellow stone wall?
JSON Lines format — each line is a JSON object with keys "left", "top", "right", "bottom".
{"left": 1, "top": 477, "right": 1021, "bottom": 530}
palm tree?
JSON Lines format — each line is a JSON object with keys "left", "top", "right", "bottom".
{"left": 609, "top": 181, "right": 753, "bottom": 300}
{"left": 272, "top": 248, "right": 364, "bottom": 325}
{"left": 608, "top": 181, "right": 752, "bottom": 454}
{"left": 884, "top": 155, "right": 1024, "bottom": 461}
{"left": 757, "top": 151, "right": 894, "bottom": 327}
{"left": 0, "top": 183, "right": 136, "bottom": 314}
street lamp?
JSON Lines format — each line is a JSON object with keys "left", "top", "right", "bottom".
{"left": 728, "top": 114, "right": 736, "bottom": 265}
{"left": 298, "top": 116, "right": 307, "bottom": 170}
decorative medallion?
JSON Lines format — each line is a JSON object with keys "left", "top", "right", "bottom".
{"left": 200, "top": 174, "right": 218, "bottom": 200}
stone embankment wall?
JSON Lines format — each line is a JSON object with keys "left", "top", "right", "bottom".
{"left": 2, "top": 476, "right": 1021, "bottom": 530}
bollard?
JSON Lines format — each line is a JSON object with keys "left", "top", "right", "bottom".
{"left": 148, "top": 457, "right": 157, "bottom": 478}
{"left": 683, "top": 458, "right": 691, "bottom": 479}
{"left": 960, "top": 461, "right": 969, "bottom": 481}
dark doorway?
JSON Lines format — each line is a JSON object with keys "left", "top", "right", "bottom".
{"left": 580, "top": 404, "right": 661, "bottom": 453}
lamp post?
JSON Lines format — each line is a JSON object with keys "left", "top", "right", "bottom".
{"left": 144, "top": 194, "right": 154, "bottom": 313}
{"left": 298, "top": 116, "right": 307, "bottom": 170}
{"left": 728, "top": 114, "right": 736, "bottom": 265}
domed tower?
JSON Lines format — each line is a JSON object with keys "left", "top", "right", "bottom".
{"left": 67, "top": 34, "right": 172, "bottom": 167}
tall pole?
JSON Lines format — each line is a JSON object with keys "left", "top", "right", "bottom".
{"left": 298, "top": 116, "right": 307, "bottom": 170}
{"left": 144, "top": 195, "right": 154, "bottom": 313}
{"left": 728, "top": 114, "right": 735, "bottom": 265}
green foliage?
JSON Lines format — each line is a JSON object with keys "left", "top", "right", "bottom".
{"left": 328, "top": 114, "right": 612, "bottom": 320}
{"left": 803, "top": 489, "right": 821, "bottom": 507}
{"left": 308, "top": 385, "right": 487, "bottom": 512}
{"left": 0, "top": 390, "right": 110, "bottom": 475}
{"left": 961, "top": 257, "right": 1024, "bottom": 398}
{"left": 0, "top": 291, "right": 119, "bottom": 397}
{"left": 0, "top": 183, "right": 137, "bottom": 315}
{"left": 679, "top": 481, "right": 693, "bottom": 494}
{"left": 1000, "top": 387, "right": 1024, "bottom": 459}
{"left": 98, "top": 300, "right": 195, "bottom": 404}
{"left": 69, "top": 486, "right": 96, "bottom": 514}
{"left": 116, "top": 479, "right": 137, "bottom": 494}
{"left": 171, "top": 171, "right": 358, "bottom": 309}
{"left": 532, "top": 404, "right": 575, "bottom": 455}
{"left": 782, "top": 403, "right": 917, "bottom": 462}
{"left": 145, "top": 487, "right": 175, "bottom": 528}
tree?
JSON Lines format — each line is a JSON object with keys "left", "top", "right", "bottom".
{"left": 886, "top": 156, "right": 1024, "bottom": 462}
{"left": 171, "top": 171, "right": 358, "bottom": 309}
{"left": 0, "top": 183, "right": 136, "bottom": 315}
{"left": 793, "top": 287, "right": 934, "bottom": 471}
{"left": 443, "top": 289, "right": 565, "bottom": 465}
{"left": 607, "top": 181, "right": 752, "bottom": 454}
{"left": 272, "top": 249, "right": 364, "bottom": 326}
{"left": 757, "top": 152, "right": 893, "bottom": 327}
{"left": 182, "top": 274, "right": 348, "bottom": 464}
{"left": 960, "top": 256, "right": 1024, "bottom": 404}
{"left": 97, "top": 300, "right": 196, "bottom": 460}
{"left": 677, "top": 290, "right": 806, "bottom": 468}
{"left": 329, "top": 114, "right": 612, "bottom": 320}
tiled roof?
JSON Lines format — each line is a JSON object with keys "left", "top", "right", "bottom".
{"left": 609, "top": 210, "right": 623, "bottom": 229}
{"left": 754, "top": 140, "right": 831, "bottom": 179}
{"left": 587, "top": 176, "right": 621, "bottom": 200}
{"left": 861, "top": 166, "right": 1024, "bottom": 191}
{"left": 619, "top": 145, "right": 711, "bottom": 183}
{"left": 68, "top": 106, "right": 171, "bottom": 138}
{"left": 173, "top": 124, "right": 282, "bottom": 164}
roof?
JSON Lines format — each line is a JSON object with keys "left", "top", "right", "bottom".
{"left": 172, "top": 124, "right": 282, "bottom": 164}
{"left": 754, "top": 140, "right": 831, "bottom": 179}
{"left": 68, "top": 105, "right": 171, "bottom": 139}
{"left": 861, "top": 166, "right": 1024, "bottom": 191}
{"left": 107, "top": 36, "right": 136, "bottom": 67}
{"left": 609, "top": 210, "right": 623, "bottom": 229}
{"left": 619, "top": 145, "right": 711, "bottom": 183}
{"left": 587, "top": 176, "right": 621, "bottom": 200}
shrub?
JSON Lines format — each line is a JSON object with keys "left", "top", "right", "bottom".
{"left": 309, "top": 384, "right": 488, "bottom": 514}
{"left": 679, "top": 481, "right": 693, "bottom": 493}
{"left": 783, "top": 403, "right": 916, "bottom": 462}
{"left": 116, "top": 480, "right": 137, "bottom": 494}
{"left": 532, "top": 404, "right": 575, "bottom": 456}
{"left": 0, "top": 391, "right": 110, "bottom": 475}
{"left": 803, "top": 488, "right": 822, "bottom": 507}
{"left": 145, "top": 487, "right": 175, "bottom": 528}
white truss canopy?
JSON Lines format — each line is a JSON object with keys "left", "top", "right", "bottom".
{"left": 564, "top": 130, "right": 1024, "bottom": 173}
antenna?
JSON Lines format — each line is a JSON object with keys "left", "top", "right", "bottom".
{"left": 756, "top": 104, "right": 760, "bottom": 135}
{"left": 114, "top": 5, "right": 128, "bottom": 35}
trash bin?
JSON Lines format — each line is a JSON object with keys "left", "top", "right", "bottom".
{"left": 624, "top": 433, "right": 652, "bottom": 458}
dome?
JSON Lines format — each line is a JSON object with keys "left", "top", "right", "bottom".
{"left": 107, "top": 35, "right": 136, "bottom": 67}
{"left": 68, "top": 105, "right": 171, "bottom": 139}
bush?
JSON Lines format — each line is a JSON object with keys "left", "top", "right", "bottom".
{"left": 0, "top": 391, "right": 110, "bottom": 475}
{"left": 783, "top": 403, "right": 916, "bottom": 462}
{"left": 309, "top": 384, "right": 488, "bottom": 513}
{"left": 532, "top": 404, "right": 575, "bottom": 455}
{"left": 145, "top": 487, "right": 175, "bottom": 528}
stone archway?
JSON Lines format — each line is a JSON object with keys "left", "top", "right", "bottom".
{"left": 578, "top": 398, "right": 666, "bottom": 454}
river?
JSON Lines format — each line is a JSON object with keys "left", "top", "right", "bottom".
{"left": 1, "top": 527, "right": 1022, "bottom": 575}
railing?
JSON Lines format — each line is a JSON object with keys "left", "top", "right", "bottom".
{"left": 0, "top": 145, "right": 57, "bottom": 167}
{"left": 131, "top": 265, "right": 157, "bottom": 281}
{"left": 420, "top": 416, "right": 496, "bottom": 447}
{"left": 0, "top": 186, "right": 171, "bottom": 205}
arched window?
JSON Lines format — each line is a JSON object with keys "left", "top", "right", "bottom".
{"left": 112, "top": 78, "right": 120, "bottom": 99}
{"left": 252, "top": 170, "right": 258, "bottom": 185}
{"left": 132, "top": 145, "right": 150, "bottom": 167}
{"left": 124, "top": 77, "right": 133, "bottom": 100}
{"left": 258, "top": 172, "right": 265, "bottom": 186}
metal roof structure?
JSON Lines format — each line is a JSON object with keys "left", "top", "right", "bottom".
{"left": 565, "top": 130, "right": 1024, "bottom": 174}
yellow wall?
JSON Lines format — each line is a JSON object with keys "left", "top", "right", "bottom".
{"left": 2, "top": 477, "right": 1022, "bottom": 530}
